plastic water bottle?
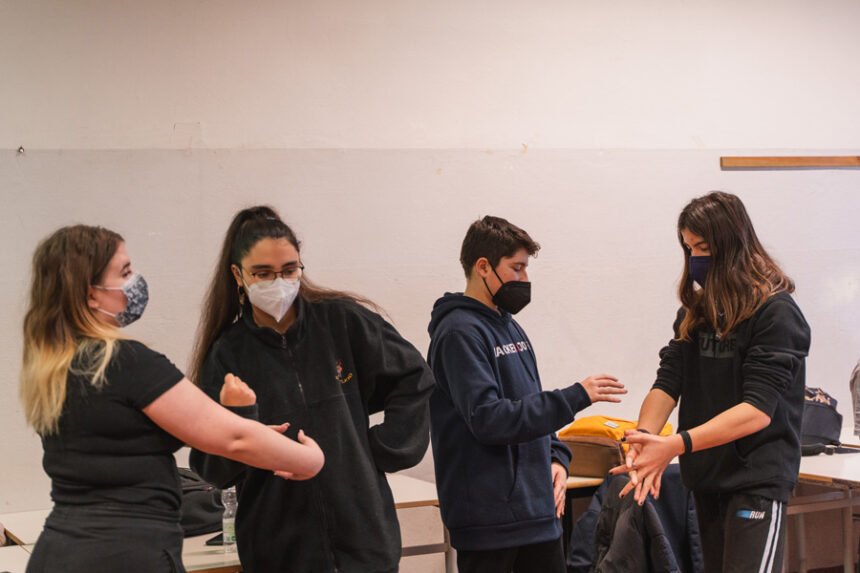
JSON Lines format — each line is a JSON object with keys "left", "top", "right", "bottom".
{"left": 221, "top": 486, "right": 237, "bottom": 553}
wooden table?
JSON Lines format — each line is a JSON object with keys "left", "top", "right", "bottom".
{"left": 180, "top": 535, "right": 243, "bottom": 573}
{"left": 790, "top": 449, "right": 860, "bottom": 573}
{"left": 567, "top": 475, "right": 604, "bottom": 489}
{"left": 0, "top": 473, "right": 448, "bottom": 573}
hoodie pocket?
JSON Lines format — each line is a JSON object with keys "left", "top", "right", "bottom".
{"left": 506, "top": 444, "right": 520, "bottom": 500}
{"left": 733, "top": 438, "right": 753, "bottom": 467}
{"left": 466, "top": 444, "right": 518, "bottom": 504}
{"left": 507, "top": 440, "right": 556, "bottom": 521}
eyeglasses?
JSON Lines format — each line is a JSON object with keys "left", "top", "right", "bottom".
{"left": 241, "top": 265, "right": 304, "bottom": 282}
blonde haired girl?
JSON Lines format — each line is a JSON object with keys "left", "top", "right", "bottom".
{"left": 22, "top": 225, "right": 323, "bottom": 573}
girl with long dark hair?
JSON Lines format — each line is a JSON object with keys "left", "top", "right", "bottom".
{"left": 189, "top": 206, "right": 434, "bottom": 573}
{"left": 613, "top": 191, "right": 810, "bottom": 572}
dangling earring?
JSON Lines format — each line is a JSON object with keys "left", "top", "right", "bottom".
{"left": 237, "top": 285, "right": 245, "bottom": 318}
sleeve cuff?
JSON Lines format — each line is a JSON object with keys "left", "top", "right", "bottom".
{"left": 652, "top": 379, "right": 681, "bottom": 401}
{"left": 226, "top": 404, "right": 260, "bottom": 420}
{"left": 742, "top": 393, "right": 778, "bottom": 418}
{"left": 551, "top": 451, "right": 572, "bottom": 470}
{"left": 562, "top": 383, "right": 592, "bottom": 410}
{"left": 551, "top": 440, "right": 572, "bottom": 470}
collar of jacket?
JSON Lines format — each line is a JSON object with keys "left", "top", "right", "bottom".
{"left": 241, "top": 295, "right": 307, "bottom": 348}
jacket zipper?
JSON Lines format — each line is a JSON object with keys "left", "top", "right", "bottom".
{"left": 282, "top": 334, "right": 336, "bottom": 571}
{"left": 282, "top": 334, "right": 308, "bottom": 409}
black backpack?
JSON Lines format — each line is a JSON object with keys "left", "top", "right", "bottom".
{"left": 800, "top": 387, "right": 843, "bottom": 455}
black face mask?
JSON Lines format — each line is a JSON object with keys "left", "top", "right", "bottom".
{"left": 484, "top": 266, "right": 531, "bottom": 314}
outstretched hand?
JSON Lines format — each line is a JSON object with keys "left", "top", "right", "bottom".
{"left": 580, "top": 374, "right": 627, "bottom": 404}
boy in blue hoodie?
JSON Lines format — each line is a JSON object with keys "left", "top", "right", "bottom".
{"left": 428, "top": 216, "right": 626, "bottom": 573}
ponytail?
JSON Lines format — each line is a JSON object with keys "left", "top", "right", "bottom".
{"left": 191, "top": 206, "right": 382, "bottom": 383}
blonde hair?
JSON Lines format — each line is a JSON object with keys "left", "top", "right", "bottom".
{"left": 20, "top": 225, "right": 125, "bottom": 435}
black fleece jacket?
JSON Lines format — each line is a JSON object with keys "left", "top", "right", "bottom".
{"left": 190, "top": 297, "right": 434, "bottom": 573}
{"left": 653, "top": 292, "right": 811, "bottom": 503}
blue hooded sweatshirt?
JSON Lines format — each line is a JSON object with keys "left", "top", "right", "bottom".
{"left": 427, "top": 292, "right": 592, "bottom": 551}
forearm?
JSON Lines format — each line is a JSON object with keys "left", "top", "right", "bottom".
{"left": 146, "top": 379, "right": 324, "bottom": 477}
{"left": 469, "top": 385, "right": 589, "bottom": 445}
{"left": 206, "top": 419, "right": 309, "bottom": 473}
{"left": 367, "top": 367, "right": 434, "bottom": 472}
{"left": 437, "top": 332, "right": 589, "bottom": 444}
{"left": 684, "top": 402, "right": 771, "bottom": 453}
{"left": 189, "top": 404, "right": 256, "bottom": 487}
{"left": 369, "top": 411, "right": 431, "bottom": 472}
{"left": 636, "top": 389, "right": 677, "bottom": 434}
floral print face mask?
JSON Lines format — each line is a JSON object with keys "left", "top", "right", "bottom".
{"left": 94, "top": 273, "right": 149, "bottom": 327}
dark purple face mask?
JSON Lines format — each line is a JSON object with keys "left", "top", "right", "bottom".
{"left": 689, "top": 256, "right": 710, "bottom": 288}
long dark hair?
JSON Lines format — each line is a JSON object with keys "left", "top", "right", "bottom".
{"left": 676, "top": 191, "right": 794, "bottom": 341}
{"left": 190, "top": 206, "right": 376, "bottom": 382}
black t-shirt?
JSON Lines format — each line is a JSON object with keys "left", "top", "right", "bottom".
{"left": 41, "top": 340, "right": 185, "bottom": 515}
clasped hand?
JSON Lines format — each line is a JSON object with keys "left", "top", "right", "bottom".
{"left": 608, "top": 430, "right": 680, "bottom": 505}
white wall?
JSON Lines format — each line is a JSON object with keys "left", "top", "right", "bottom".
{"left": 1, "top": 1, "right": 859, "bottom": 513}
{"left": 4, "top": 0, "right": 860, "bottom": 151}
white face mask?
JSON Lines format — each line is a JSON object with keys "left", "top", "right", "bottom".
{"left": 244, "top": 277, "right": 300, "bottom": 322}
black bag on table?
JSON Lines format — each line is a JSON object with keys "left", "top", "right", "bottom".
{"left": 179, "top": 467, "right": 223, "bottom": 537}
{"left": 800, "top": 387, "right": 843, "bottom": 456}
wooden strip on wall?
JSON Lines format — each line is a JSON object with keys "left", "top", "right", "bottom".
{"left": 720, "top": 156, "right": 860, "bottom": 168}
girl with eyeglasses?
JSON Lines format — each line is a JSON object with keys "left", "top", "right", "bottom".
{"left": 189, "top": 206, "right": 435, "bottom": 573}
{"left": 20, "top": 225, "right": 324, "bottom": 573}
